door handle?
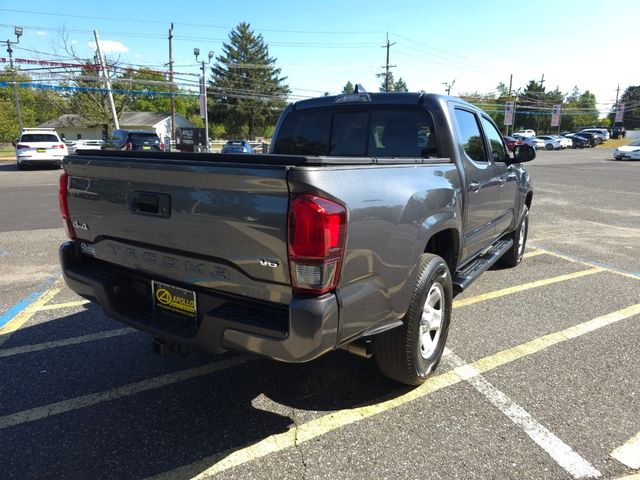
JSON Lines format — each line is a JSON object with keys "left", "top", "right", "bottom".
{"left": 469, "top": 181, "right": 481, "bottom": 192}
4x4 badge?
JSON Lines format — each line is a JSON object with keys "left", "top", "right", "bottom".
{"left": 73, "top": 221, "right": 89, "bottom": 231}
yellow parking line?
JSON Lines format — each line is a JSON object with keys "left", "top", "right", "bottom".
{"left": 453, "top": 267, "right": 604, "bottom": 308}
{"left": 0, "top": 280, "right": 64, "bottom": 348}
{"left": 0, "top": 355, "right": 253, "bottom": 431}
{"left": 36, "top": 300, "right": 90, "bottom": 312}
{"left": 611, "top": 431, "right": 640, "bottom": 469}
{"left": 523, "top": 250, "right": 545, "bottom": 259}
{"left": 0, "top": 328, "right": 134, "bottom": 358}
{"left": 150, "top": 302, "right": 640, "bottom": 480}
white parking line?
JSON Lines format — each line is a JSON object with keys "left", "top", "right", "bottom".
{"left": 445, "top": 350, "right": 601, "bottom": 479}
{"left": 0, "top": 328, "right": 134, "bottom": 358}
{"left": 610, "top": 431, "right": 640, "bottom": 469}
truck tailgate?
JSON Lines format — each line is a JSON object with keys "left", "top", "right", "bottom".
{"left": 64, "top": 156, "right": 292, "bottom": 304}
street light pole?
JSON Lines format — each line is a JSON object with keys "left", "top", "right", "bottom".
{"left": 194, "top": 48, "right": 213, "bottom": 152}
{"left": 5, "top": 26, "right": 24, "bottom": 133}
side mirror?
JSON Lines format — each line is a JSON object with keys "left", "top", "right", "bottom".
{"left": 511, "top": 144, "right": 535, "bottom": 164}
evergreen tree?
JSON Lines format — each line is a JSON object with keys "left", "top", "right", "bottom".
{"left": 209, "top": 22, "right": 289, "bottom": 139}
{"left": 393, "top": 77, "right": 408, "bottom": 92}
{"left": 342, "top": 81, "right": 354, "bottom": 94}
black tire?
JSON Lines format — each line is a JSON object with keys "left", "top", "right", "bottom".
{"left": 545, "top": 144, "right": 553, "bottom": 150}
{"left": 374, "top": 254, "right": 452, "bottom": 386}
{"left": 499, "top": 205, "right": 529, "bottom": 267}
{"left": 16, "top": 162, "right": 25, "bottom": 171}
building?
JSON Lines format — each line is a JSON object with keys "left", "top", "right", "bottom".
{"left": 119, "top": 112, "right": 195, "bottom": 141}
{"left": 37, "top": 114, "right": 106, "bottom": 141}
{"left": 39, "top": 112, "right": 195, "bottom": 141}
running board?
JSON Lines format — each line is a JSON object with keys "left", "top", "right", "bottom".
{"left": 452, "top": 239, "right": 513, "bottom": 293}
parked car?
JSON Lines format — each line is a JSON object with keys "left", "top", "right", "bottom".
{"left": 613, "top": 139, "right": 640, "bottom": 160}
{"left": 537, "top": 135, "right": 562, "bottom": 150}
{"left": 221, "top": 140, "right": 254, "bottom": 154}
{"left": 65, "top": 139, "right": 104, "bottom": 155}
{"left": 102, "top": 130, "right": 164, "bottom": 151}
{"left": 611, "top": 126, "right": 626, "bottom": 139}
{"left": 503, "top": 136, "right": 518, "bottom": 151}
{"left": 514, "top": 134, "right": 545, "bottom": 150}
{"left": 553, "top": 135, "right": 573, "bottom": 149}
{"left": 59, "top": 92, "right": 535, "bottom": 386}
{"left": 15, "top": 128, "right": 68, "bottom": 170}
{"left": 514, "top": 129, "right": 536, "bottom": 138}
{"left": 580, "top": 128, "right": 609, "bottom": 142}
{"left": 573, "top": 132, "right": 599, "bottom": 146}
{"left": 570, "top": 135, "right": 589, "bottom": 149}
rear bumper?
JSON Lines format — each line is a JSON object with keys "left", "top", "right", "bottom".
{"left": 60, "top": 241, "right": 339, "bottom": 362}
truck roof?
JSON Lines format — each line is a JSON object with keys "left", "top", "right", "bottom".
{"left": 289, "top": 92, "right": 474, "bottom": 111}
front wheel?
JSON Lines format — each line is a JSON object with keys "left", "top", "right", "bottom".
{"left": 374, "top": 254, "right": 452, "bottom": 385}
{"left": 545, "top": 144, "right": 553, "bottom": 150}
{"left": 499, "top": 205, "right": 529, "bottom": 267}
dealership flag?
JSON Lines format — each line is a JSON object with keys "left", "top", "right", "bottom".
{"left": 614, "top": 103, "right": 625, "bottom": 123}
{"left": 551, "top": 104, "right": 561, "bottom": 127}
{"left": 199, "top": 77, "right": 206, "bottom": 118}
{"left": 504, "top": 101, "right": 514, "bottom": 126}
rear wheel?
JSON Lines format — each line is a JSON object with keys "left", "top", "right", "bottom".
{"left": 374, "top": 254, "right": 452, "bottom": 385}
{"left": 16, "top": 162, "right": 25, "bottom": 171}
{"left": 499, "top": 205, "right": 529, "bottom": 267}
{"left": 545, "top": 143, "right": 553, "bottom": 150}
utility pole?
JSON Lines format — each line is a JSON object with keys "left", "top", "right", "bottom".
{"left": 5, "top": 26, "right": 24, "bottom": 133}
{"left": 506, "top": 73, "right": 513, "bottom": 135}
{"left": 536, "top": 73, "right": 545, "bottom": 133}
{"left": 381, "top": 33, "right": 396, "bottom": 92}
{"left": 168, "top": 23, "right": 176, "bottom": 147}
{"left": 615, "top": 84, "right": 620, "bottom": 105}
{"left": 442, "top": 79, "right": 455, "bottom": 96}
{"left": 194, "top": 48, "right": 213, "bottom": 152}
{"left": 93, "top": 30, "right": 119, "bottom": 130}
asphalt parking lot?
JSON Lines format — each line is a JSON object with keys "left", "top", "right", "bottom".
{"left": 0, "top": 147, "right": 638, "bottom": 479}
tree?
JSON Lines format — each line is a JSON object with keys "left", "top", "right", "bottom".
{"left": 376, "top": 72, "right": 409, "bottom": 92}
{"left": 610, "top": 85, "right": 640, "bottom": 129}
{"left": 342, "top": 81, "right": 354, "bottom": 94}
{"left": 0, "top": 66, "right": 66, "bottom": 143}
{"left": 393, "top": 77, "right": 408, "bottom": 92}
{"left": 209, "top": 22, "right": 289, "bottom": 139}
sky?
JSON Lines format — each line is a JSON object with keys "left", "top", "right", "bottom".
{"left": 1, "top": 0, "right": 638, "bottom": 115}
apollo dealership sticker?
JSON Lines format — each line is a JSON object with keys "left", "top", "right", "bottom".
{"left": 152, "top": 281, "right": 197, "bottom": 318}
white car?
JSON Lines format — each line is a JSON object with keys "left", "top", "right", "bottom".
{"left": 514, "top": 129, "right": 536, "bottom": 138}
{"left": 513, "top": 134, "right": 545, "bottom": 150}
{"left": 553, "top": 135, "right": 573, "bottom": 149}
{"left": 613, "top": 139, "right": 640, "bottom": 160}
{"left": 16, "top": 128, "right": 68, "bottom": 170}
{"left": 537, "top": 135, "right": 562, "bottom": 150}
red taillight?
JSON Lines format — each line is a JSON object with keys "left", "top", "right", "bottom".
{"left": 159, "top": 142, "right": 165, "bottom": 151}
{"left": 288, "top": 194, "right": 346, "bottom": 295}
{"left": 16, "top": 144, "right": 29, "bottom": 150}
{"left": 58, "top": 173, "right": 76, "bottom": 240}
{"left": 52, "top": 144, "right": 65, "bottom": 149}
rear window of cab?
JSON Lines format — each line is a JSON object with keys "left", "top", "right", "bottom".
{"left": 20, "top": 134, "right": 60, "bottom": 142}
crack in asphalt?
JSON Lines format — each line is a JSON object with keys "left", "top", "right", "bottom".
{"left": 290, "top": 408, "right": 308, "bottom": 480}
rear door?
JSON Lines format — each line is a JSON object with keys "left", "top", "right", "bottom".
{"left": 453, "top": 108, "right": 502, "bottom": 260}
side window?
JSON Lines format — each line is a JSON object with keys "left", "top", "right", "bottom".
{"left": 454, "top": 109, "right": 487, "bottom": 163}
{"left": 480, "top": 116, "right": 507, "bottom": 163}
{"left": 272, "top": 111, "right": 331, "bottom": 155}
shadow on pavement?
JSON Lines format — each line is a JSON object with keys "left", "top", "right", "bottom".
{"left": 0, "top": 306, "right": 410, "bottom": 479}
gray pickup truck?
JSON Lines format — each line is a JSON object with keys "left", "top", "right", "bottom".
{"left": 59, "top": 92, "right": 535, "bottom": 385}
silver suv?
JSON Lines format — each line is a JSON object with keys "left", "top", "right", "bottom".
{"left": 16, "top": 128, "right": 68, "bottom": 170}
